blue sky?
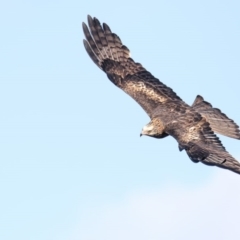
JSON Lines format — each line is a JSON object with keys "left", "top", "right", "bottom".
{"left": 0, "top": 1, "right": 240, "bottom": 239}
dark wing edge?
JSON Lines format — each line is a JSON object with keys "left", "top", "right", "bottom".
{"left": 185, "top": 115, "right": 240, "bottom": 175}
{"left": 192, "top": 95, "right": 240, "bottom": 140}
{"left": 82, "top": 15, "right": 183, "bottom": 118}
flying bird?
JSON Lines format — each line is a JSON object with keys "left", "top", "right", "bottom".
{"left": 82, "top": 15, "right": 240, "bottom": 175}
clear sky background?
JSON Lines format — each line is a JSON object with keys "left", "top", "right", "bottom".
{"left": 1, "top": 1, "right": 240, "bottom": 240}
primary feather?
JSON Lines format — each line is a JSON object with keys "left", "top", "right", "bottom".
{"left": 83, "top": 15, "right": 240, "bottom": 175}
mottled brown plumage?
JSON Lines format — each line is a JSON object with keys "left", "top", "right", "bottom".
{"left": 192, "top": 95, "right": 240, "bottom": 140}
{"left": 83, "top": 15, "right": 240, "bottom": 175}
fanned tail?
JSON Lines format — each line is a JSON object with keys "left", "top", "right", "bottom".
{"left": 192, "top": 95, "right": 240, "bottom": 140}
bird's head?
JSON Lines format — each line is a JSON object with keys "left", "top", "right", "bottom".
{"left": 140, "top": 118, "right": 168, "bottom": 139}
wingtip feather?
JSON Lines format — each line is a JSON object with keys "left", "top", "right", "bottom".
{"left": 83, "top": 39, "right": 102, "bottom": 69}
{"left": 103, "top": 22, "right": 112, "bottom": 32}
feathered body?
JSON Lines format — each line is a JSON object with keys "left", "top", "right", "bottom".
{"left": 83, "top": 15, "right": 240, "bottom": 175}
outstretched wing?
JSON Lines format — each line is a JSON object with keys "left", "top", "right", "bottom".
{"left": 82, "top": 15, "right": 183, "bottom": 118}
{"left": 192, "top": 95, "right": 240, "bottom": 139}
{"left": 182, "top": 113, "right": 240, "bottom": 174}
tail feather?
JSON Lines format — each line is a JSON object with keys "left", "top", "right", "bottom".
{"left": 192, "top": 95, "right": 240, "bottom": 140}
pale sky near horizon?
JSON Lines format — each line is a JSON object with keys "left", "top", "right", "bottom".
{"left": 1, "top": 1, "right": 240, "bottom": 240}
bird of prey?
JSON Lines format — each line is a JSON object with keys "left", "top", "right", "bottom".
{"left": 82, "top": 15, "right": 240, "bottom": 175}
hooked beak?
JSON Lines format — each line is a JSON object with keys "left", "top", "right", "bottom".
{"left": 140, "top": 133, "right": 142, "bottom": 137}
